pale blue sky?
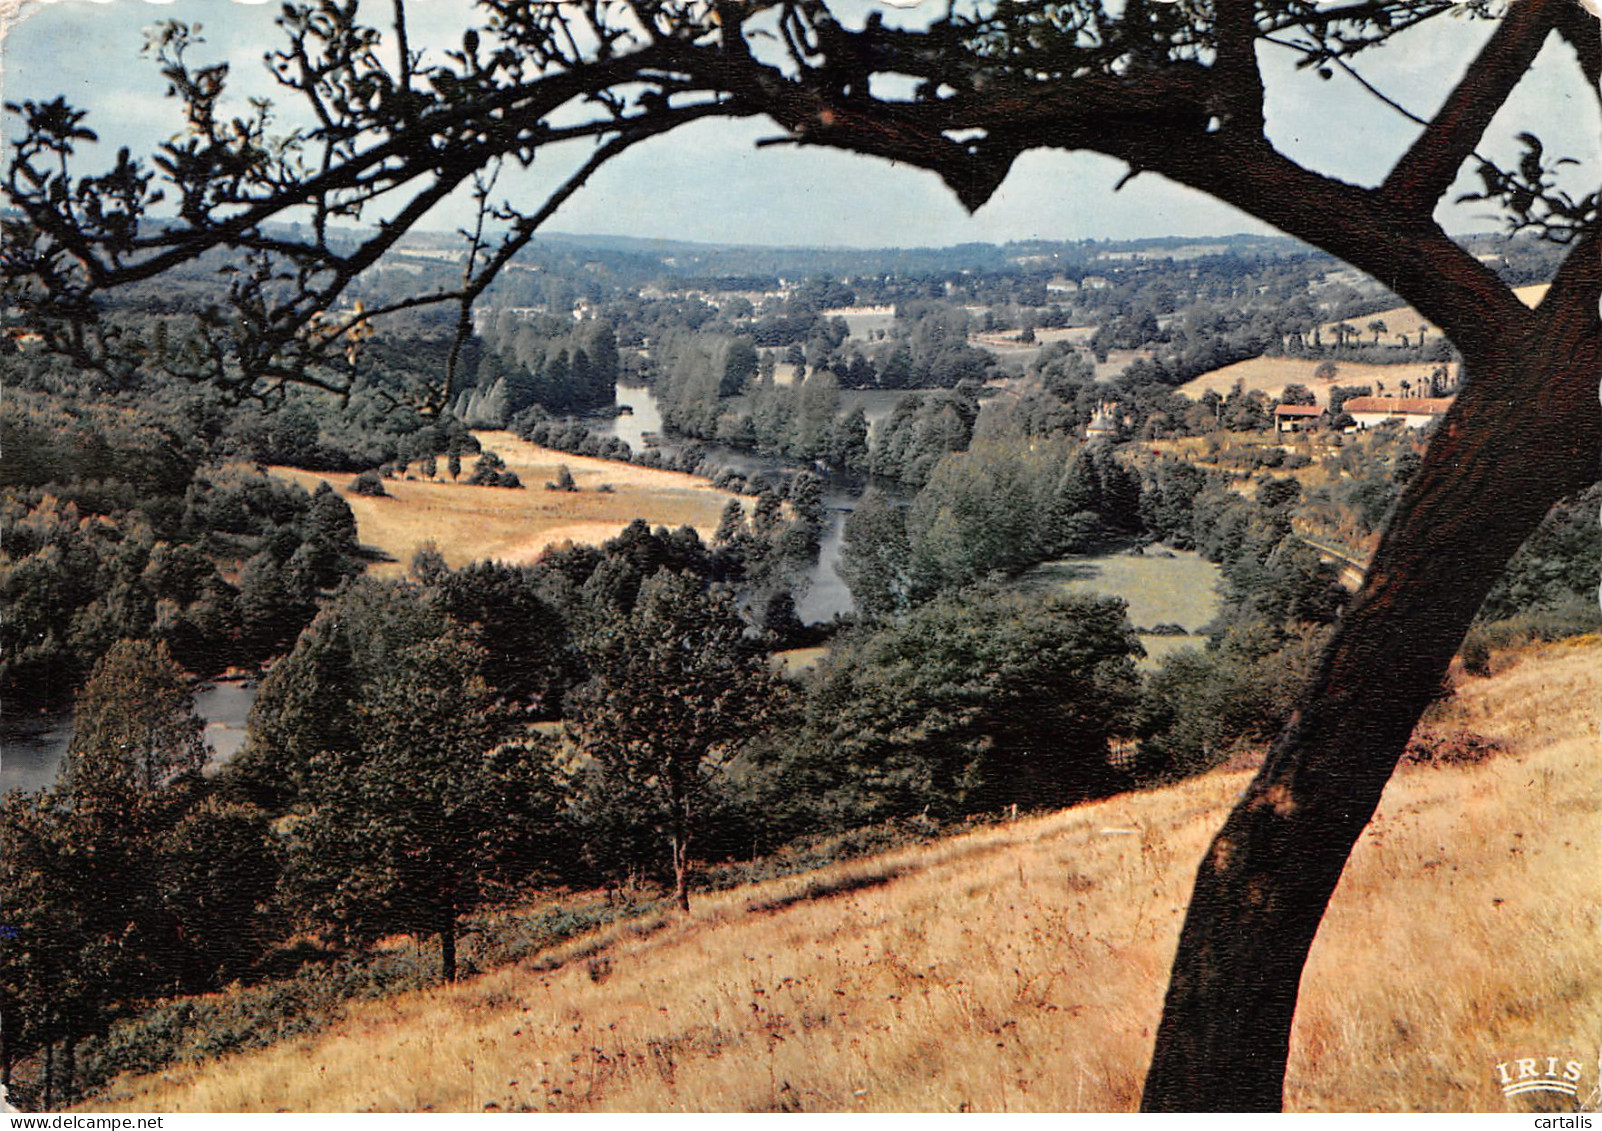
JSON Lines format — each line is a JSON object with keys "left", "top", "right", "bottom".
{"left": 3, "top": 0, "right": 1596, "bottom": 248}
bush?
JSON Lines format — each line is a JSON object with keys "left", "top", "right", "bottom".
{"left": 1460, "top": 595, "right": 1600, "bottom": 673}
{"left": 1460, "top": 634, "right": 1492, "bottom": 677}
{"left": 1145, "top": 622, "right": 1189, "bottom": 636}
{"left": 545, "top": 465, "right": 578, "bottom": 492}
{"left": 467, "top": 451, "right": 524, "bottom": 489}
{"left": 1401, "top": 727, "right": 1506, "bottom": 767}
{"left": 349, "top": 470, "right": 387, "bottom": 497}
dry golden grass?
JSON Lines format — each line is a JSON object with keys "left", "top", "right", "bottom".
{"left": 86, "top": 639, "right": 1601, "bottom": 1113}
{"left": 271, "top": 431, "right": 744, "bottom": 576}
{"left": 1317, "top": 283, "right": 1548, "bottom": 341}
{"left": 1177, "top": 357, "right": 1458, "bottom": 406}
{"left": 772, "top": 646, "right": 830, "bottom": 678}
{"left": 1289, "top": 634, "right": 1602, "bottom": 1111}
{"left": 1173, "top": 285, "right": 1547, "bottom": 407}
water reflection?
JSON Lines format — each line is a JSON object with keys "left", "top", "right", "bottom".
{"left": 0, "top": 679, "right": 257, "bottom": 795}
{"left": 0, "top": 714, "right": 73, "bottom": 795}
{"left": 607, "top": 383, "right": 666, "bottom": 453}
{"left": 593, "top": 383, "right": 873, "bottom": 625}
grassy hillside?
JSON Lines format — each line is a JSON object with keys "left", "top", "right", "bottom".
{"left": 83, "top": 638, "right": 1600, "bottom": 1112}
{"left": 271, "top": 431, "right": 744, "bottom": 577}
{"left": 1177, "top": 357, "right": 1458, "bottom": 406}
{"left": 1316, "top": 282, "right": 1549, "bottom": 342}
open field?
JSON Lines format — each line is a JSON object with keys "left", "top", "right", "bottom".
{"left": 1177, "top": 357, "right": 1459, "bottom": 405}
{"left": 823, "top": 306, "right": 896, "bottom": 340}
{"left": 1012, "top": 549, "right": 1222, "bottom": 666}
{"left": 1038, "top": 326, "right": 1096, "bottom": 346}
{"left": 1141, "top": 433, "right": 1342, "bottom": 492}
{"left": 271, "top": 431, "right": 745, "bottom": 576}
{"left": 776, "top": 549, "right": 1222, "bottom": 677}
{"left": 1317, "top": 282, "right": 1549, "bottom": 341}
{"left": 1014, "top": 549, "right": 1220, "bottom": 633}
{"left": 80, "top": 638, "right": 1601, "bottom": 1112}
{"left": 974, "top": 338, "right": 1152, "bottom": 379}
{"left": 773, "top": 645, "right": 830, "bottom": 678}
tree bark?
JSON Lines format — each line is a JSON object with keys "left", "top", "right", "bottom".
{"left": 1142, "top": 280, "right": 1600, "bottom": 1110}
{"left": 41, "top": 1040, "right": 52, "bottom": 1112}
{"left": 60, "top": 1037, "right": 73, "bottom": 1107}
{"left": 440, "top": 902, "right": 458, "bottom": 984}
{"left": 671, "top": 832, "right": 692, "bottom": 915}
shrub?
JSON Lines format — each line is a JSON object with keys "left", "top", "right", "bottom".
{"left": 1460, "top": 634, "right": 1492, "bottom": 677}
{"left": 467, "top": 451, "right": 524, "bottom": 489}
{"left": 349, "top": 470, "right": 387, "bottom": 497}
{"left": 1461, "top": 594, "right": 1600, "bottom": 672}
{"left": 1401, "top": 727, "right": 1506, "bottom": 767}
{"left": 545, "top": 465, "right": 578, "bottom": 492}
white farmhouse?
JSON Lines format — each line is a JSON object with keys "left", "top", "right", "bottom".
{"left": 1341, "top": 396, "right": 1452, "bottom": 430}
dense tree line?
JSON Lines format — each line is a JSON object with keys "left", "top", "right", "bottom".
{"left": 746, "top": 590, "right": 1145, "bottom": 834}
{"left": 867, "top": 387, "right": 981, "bottom": 485}
{"left": 840, "top": 435, "right": 1141, "bottom": 615}
{"left": 1476, "top": 484, "right": 1601, "bottom": 624}
{"left": 461, "top": 316, "right": 620, "bottom": 424}
{"left": 646, "top": 336, "right": 872, "bottom": 469}
{"left": 1, "top": 392, "right": 365, "bottom": 706}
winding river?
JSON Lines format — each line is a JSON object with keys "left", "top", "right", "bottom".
{"left": 4, "top": 384, "right": 1219, "bottom": 792}
{"left": 598, "top": 382, "right": 881, "bottom": 624}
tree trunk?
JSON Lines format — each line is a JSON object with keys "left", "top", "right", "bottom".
{"left": 1142, "top": 306, "right": 1600, "bottom": 1110}
{"left": 440, "top": 903, "right": 458, "bottom": 984}
{"left": 60, "top": 1037, "right": 73, "bottom": 1107}
{"left": 41, "top": 1041, "right": 53, "bottom": 1112}
{"left": 671, "top": 832, "right": 691, "bottom": 915}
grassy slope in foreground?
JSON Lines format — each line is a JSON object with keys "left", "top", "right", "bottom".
{"left": 86, "top": 638, "right": 1600, "bottom": 1112}
{"left": 271, "top": 431, "right": 746, "bottom": 577}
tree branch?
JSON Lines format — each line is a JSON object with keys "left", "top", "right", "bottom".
{"left": 1147, "top": 137, "right": 1528, "bottom": 362}
{"left": 1553, "top": 1, "right": 1602, "bottom": 97}
{"left": 1381, "top": 0, "right": 1564, "bottom": 215}
{"left": 1211, "top": 0, "right": 1265, "bottom": 136}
